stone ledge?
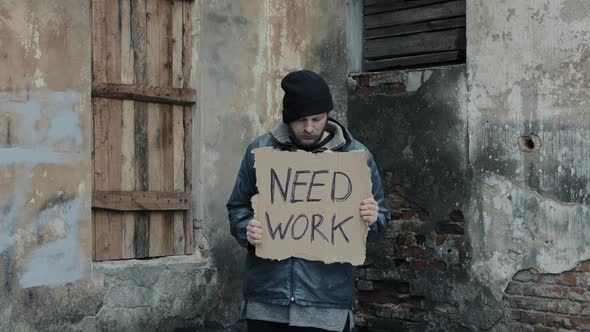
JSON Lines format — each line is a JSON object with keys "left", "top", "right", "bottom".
{"left": 93, "top": 255, "right": 210, "bottom": 275}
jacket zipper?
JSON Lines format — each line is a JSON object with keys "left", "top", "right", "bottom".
{"left": 290, "top": 258, "right": 295, "bottom": 303}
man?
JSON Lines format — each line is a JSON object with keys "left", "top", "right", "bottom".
{"left": 227, "top": 70, "right": 389, "bottom": 331}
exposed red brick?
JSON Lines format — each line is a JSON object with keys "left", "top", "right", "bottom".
{"left": 504, "top": 283, "right": 524, "bottom": 296}
{"left": 449, "top": 209, "right": 465, "bottom": 223}
{"left": 401, "top": 210, "right": 416, "bottom": 220}
{"left": 392, "top": 259, "right": 407, "bottom": 268}
{"left": 536, "top": 274, "right": 560, "bottom": 284}
{"left": 458, "top": 249, "right": 466, "bottom": 263}
{"left": 436, "top": 223, "right": 464, "bottom": 235}
{"left": 355, "top": 75, "right": 370, "bottom": 87}
{"left": 396, "top": 234, "right": 415, "bottom": 246}
{"left": 388, "top": 193, "right": 412, "bottom": 209}
{"left": 571, "top": 316, "right": 590, "bottom": 330}
{"left": 559, "top": 273, "right": 577, "bottom": 286}
{"left": 409, "top": 260, "right": 426, "bottom": 270}
{"left": 400, "top": 221, "right": 415, "bottom": 232}
{"left": 568, "top": 287, "right": 590, "bottom": 302}
{"left": 426, "top": 260, "right": 447, "bottom": 271}
{"left": 570, "top": 287, "right": 586, "bottom": 295}
{"left": 355, "top": 86, "right": 380, "bottom": 95}
{"left": 391, "top": 212, "right": 402, "bottom": 220}
{"left": 409, "top": 260, "right": 447, "bottom": 271}
{"left": 404, "top": 246, "right": 426, "bottom": 258}
{"left": 545, "top": 314, "right": 590, "bottom": 330}
{"left": 382, "top": 83, "right": 406, "bottom": 94}
{"left": 418, "top": 211, "right": 430, "bottom": 221}
{"left": 578, "top": 261, "right": 590, "bottom": 272}
{"left": 436, "top": 234, "right": 446, "bottom": 246}
{"left": 545, "top": 314, "right": 574, "bottom": 329}
{"left": 522, "top": 284, "right": 569, "bottom": 299}
{"left": 533, "top": 325, "right": 554, "bottom": 332}
{"left": 519, "top": 311, "right": 546, "bottom": 325}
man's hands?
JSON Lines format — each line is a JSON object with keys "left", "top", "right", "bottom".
{"left": 360, "top": 197, "right": 379, "bottom": 226}
{"left": 247, "top": 219, "right": 263, "bottom": 245}
{"left": 247, "top": 197, "right": 379, "bottom": 245}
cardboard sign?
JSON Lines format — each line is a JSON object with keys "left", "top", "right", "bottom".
{"left": 252, "top": 147, "right": 372, "bottom": 265}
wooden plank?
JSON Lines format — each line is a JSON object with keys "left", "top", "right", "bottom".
{"left": 365, "top": 27, "right": 466, "bottom": 59}
{"left": 160, "top": 0, "right": 175, "bottom": 257}
{"left": 365, "top": 16, "right": 465, "bottom": 40}
{"left": 364, "top": 1, "right": 465, "bottom": 30}
{"left": 105, "top": 0, "right": 122, "bottom": 84}
{"left": 93, "top": 98, "right": 111, "bottom": 261}
{"left": 173, "top": 105, "right": 185, "bottom": 255}
{"left": 172, "top": 0, "right": 185, "bottom": 255}
{"left": 147, "top": 0, "right": 165, "bottom": 258}
{"left": 364, "top": 0, "right": 450, "bottom": 15}
{"left": 131, "top": 0, "right": 150, "bottom": 258}
{"left": 92, "top": 0, "right": 110, "bottom": 261}
{"left": 92, "top": 191, "right": 191, "bottom": 211}
{"left": 106, "top": 0, "right": 124, "bottom": 261}
{"left": 183, "top": 0, "right": 194, "bottom": 255}
{"left": 183, "top": 104, "right": 193, "bottom": 254}
{"left": 183, "top": 0, "right": 192, "bottom": 89}
{"left": 92, "top": 83, "right": 197, "bottom": 105}
{"left": 172, "top": 0, "right": 184, "bottom": 88}
{"left": 365, "top": 50, "right": 465, "bottom": 71}
{"left": 120, "top": 0, "right": 136, "bottom": 259}
{"left": 92, "top": 0, "right": 107, "bottom": 83}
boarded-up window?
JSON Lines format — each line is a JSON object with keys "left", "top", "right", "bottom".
{"left": 91, "top": 0, "right": 195, "bottom": 260}
{"left": 364, "top": 0, "right": 466, "bottom": 72}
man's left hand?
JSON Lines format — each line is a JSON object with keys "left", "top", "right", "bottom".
{"left": 360, "top": 197, "right": 379, "bottom": 226}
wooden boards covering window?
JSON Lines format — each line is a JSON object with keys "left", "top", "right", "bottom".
{"left": 364, "top": 0, "right": 466, "bottom": 71}
{"left": 91, "top": 0, "right": 194, "bottom": 261}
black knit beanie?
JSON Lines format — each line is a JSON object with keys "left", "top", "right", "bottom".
{"left": 281, "top": 70, "right": 334, "bottom": 123}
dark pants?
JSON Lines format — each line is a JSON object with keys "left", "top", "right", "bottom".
{"left": 247, "top": 319, "right": 350, "bottom": 332}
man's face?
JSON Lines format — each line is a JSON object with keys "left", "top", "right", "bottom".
{"left": 288, "top": 113, "right": 328, "bottom": 148}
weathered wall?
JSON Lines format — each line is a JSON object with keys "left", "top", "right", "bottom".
{"left": 349, "top": 67, "right": 503, "bottom": 331}
{"left": 196, "top": 0, "right": 363, "bottom": 324}
{"left": 0, "top": 0, "right": 363, "bottom": 330}
{"left": 348, "top": 0, "right": 590, "bottom": 331}
{"left": 0, "top": 0, "right": 92, "bottom": 292}
{"left": 0, "top": 1, "right": 218, "bottom": 331}
{"left": 467, "top": 0, "right": 590, "bottom": 330}
{"left": 0, "top": 2, "right": 95, "bottom": 329}
{"left": 468, "top": 0, "right": 590, "bottom": 287}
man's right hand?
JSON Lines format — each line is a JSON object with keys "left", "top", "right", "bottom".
{"left": 246, "top": 219, "right": 263, "bottom": 245}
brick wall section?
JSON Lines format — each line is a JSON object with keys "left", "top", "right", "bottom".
{"left": 504, "top": 262, "right": 590, "bottom": 331}
{"left": 354, "top": 186, "right": 470, "bottom": 331}
{"left": 349, "top": 69, "right": 478, "bottom": 331}
{"left": 350, "top": 72, "right": 409, "bottom": 95}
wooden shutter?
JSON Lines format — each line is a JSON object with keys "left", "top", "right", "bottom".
{"left": 91, "top": 0, "right": 195, "bottom": 260}
{"left": 364, "top": 0, "right": 466, "bottom": 71}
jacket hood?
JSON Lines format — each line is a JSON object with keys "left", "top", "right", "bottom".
{"left": 269, "top": 117, "right": 352, "bottom": 151}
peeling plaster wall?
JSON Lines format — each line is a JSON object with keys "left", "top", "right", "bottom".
{"left": 0, "top": 0, "right": 92, "bottom": 295}
{"left": 0, "top": 1, "right": 220, "bottom": 331}
{"left": 347, "top": 1, "right": 590, "bottom": 330}
{"left": 0, "top": 0, "right": 93, "bottom": 329}
{"left": 467, "top": 0, "right": 590, "bottom": 297}
{"left": 196, "top": 0, "right": 363, "bottom": 323}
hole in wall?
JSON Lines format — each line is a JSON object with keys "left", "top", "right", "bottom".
{"left": 518, "top": 133, "right": 542, "bottom": 153}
